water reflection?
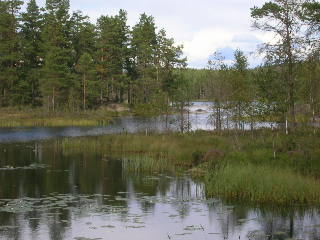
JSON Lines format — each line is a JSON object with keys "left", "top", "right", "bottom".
{"left": 0, "top": 142, "right": 319, "bottom": 240}
{"left": 0, "top": 102, "right": 275, "bottom": 143}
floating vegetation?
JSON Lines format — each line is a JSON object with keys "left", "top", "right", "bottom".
{"left": 74, "top": 237, "right": 103, "bottom": 240}
{"left": 0, "top": 163, "right": 48, "bottom": 171}
{"left": 174, "top": 233, "right": 192, "bottom": 236}
{"left": 183, "top": 225, "right": 205, "bottom": 231}
{"left": 101, "top": 225, "right": 115, "bottom": 228}
{"left": 0, "top": 226, "right": 19, "bottom": 230}
{"left": 247, "top": 230, "right": 268, "bottom": 240}
{"left": 125, "top": 225, "right": 145, "bottom": 229}
{"left": 238, "top": 218, "right": 257, "bottom": 223}
{"left": 115, "top": 197, "right": 128, "bottom": 202}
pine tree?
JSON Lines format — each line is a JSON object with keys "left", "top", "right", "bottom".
{"left": 76, "top": 53, "right": 96, "bottom": 111}
{"left": 251, "top": 0, "right": 305, "bottom": 132}
{"left": 231, "top": 50, "right": 250, "bottom": 129}
{"left": 70, "top": 11, "right": 96, "bottom": 68}
{"left": 41, "top": 0, "right": 72, "bottom": 111}
{"left": 207, "top": 52, "right": 230, "bottom": 131}
{"left": 0, "top": 0, "right": 23, "bottom": 106}
{"left": 131, "top": 13, "right": 158, "bottom": 104}
{"left": 21, "top": 0, "right": 43, "bottom": 106}
{"left": 96, "top": 9, "right": 129, "bottom": 104}
{"left": 301, "top": 0, "right": 320, "bottom": 39}
{"left": 155, "top": 29, "right": 186, "bottom": 92}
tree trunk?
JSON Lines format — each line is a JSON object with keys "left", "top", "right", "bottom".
{"left": 52, "top": 87, "right": 55, "bottom": 112}
{"left": 83, "top": 73, "right": 86, "bottom": 111}
{"left": 180, "top": 103, "right": 184, "bottom": 133}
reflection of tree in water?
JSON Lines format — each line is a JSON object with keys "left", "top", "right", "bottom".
{"left": 26, "top": 211, "right": 42, "bottom": 236}
{"left": 170, "top": 177, "right": 205, "bottom": 199}
{"left": 204, "top": 200, "right": 320, "bottom": 240}
{"left": 0, "top": 142, "right": 130, "bottom": 239}
{"left": 3, "top": 141, "right": 320, "bottom": 240}
{"left": 255, "top": 207, "right": 320, "bottom": 240}
{"left": 47, "top": 209, "right": 70, "bottom": 240}
{"left": 168, "top": 177, "right": 205, "bottom": 220}
{"left": 123, "top": 174, "right": 169, "bottom": 213}
{"left": 0, "top": 213, "right": 22, "bottom": 240}
{"left": 208, "top": 202, "right": 237, "bottom": 240}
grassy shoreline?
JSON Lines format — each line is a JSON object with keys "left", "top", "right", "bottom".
{"left": 54, "top": 130, "right": 320, "bottom": 205}
{"left": 0, "top": 106, "right": 131, "bottom": 127}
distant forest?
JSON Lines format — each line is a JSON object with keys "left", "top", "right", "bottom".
{"left": 0, "top": 0, "right": 320, "bottom": 132}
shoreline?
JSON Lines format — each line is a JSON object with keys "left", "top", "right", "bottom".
{"left": 50, "top": 130, "right": 320, "bottom": 206}
{"left": 0, "top": 106, "right": 131, "bottom": 127}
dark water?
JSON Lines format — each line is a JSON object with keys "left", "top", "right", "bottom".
{"left": 0, "top": 142, "right": 320, "bottom": 240}
{"left": 0, "top": 102, "right": 275, "bottom": 143}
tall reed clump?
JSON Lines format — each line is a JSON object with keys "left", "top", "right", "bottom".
{"left": 53, "top": 131, "right": 320, "bottom": 205}
{"left": 205, "top": 164, "right": 320, "bottom": 205}
{"left": 122, "top": 155, "right": 174, "bottom": 173}
{"left": 58, "top": 133, "right": 222, "bottom": 167}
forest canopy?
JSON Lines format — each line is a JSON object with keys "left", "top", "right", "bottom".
{"left": 0, "top": 0, "right": 320, "bottom": 133}
{"left": 0, "top": 0, "right": 186, "bottom": 111}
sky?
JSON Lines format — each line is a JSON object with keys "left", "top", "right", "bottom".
{"left": 35, "top": 0, "right": 271, "bottom": 68}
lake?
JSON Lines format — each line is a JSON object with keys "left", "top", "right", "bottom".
{"left": 0, "top": 141, "right": 320, "bottom": 240}
{"left": 0, "top": 102, "right": 275, "bottom": 143}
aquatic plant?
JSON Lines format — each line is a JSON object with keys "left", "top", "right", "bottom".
{"left": 205, "top": 164, "right": 320, "bottom": 205}
{"left": 46, "top": 130, "right": 320, "bottom": 204}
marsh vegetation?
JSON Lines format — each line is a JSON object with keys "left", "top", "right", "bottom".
{"left": 1, "top": 0, "right": 320, "bottom": 239}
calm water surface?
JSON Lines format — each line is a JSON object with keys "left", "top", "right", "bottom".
{"left": 0, "top": 102, "right": 275, "bottom": 143}
{"left": 0, "top": 142, "right": 320, "bottom": 240}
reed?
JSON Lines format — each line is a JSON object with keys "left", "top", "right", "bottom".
{"left": 205, "top": 164, "right": 320, "bottom": 205}
{"left": 122, "top": 155, "right": 174, "bottom": 173}
{"left": 51, "top": 130, "right": 320, "bottom": 204}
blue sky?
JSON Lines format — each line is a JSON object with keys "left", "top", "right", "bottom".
{"left": 34, "top": 0, "right": 270, "bottom": 68}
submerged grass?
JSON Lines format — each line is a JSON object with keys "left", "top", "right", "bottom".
{"left": 53, "top": 130, "right": 320, "bottom": 205}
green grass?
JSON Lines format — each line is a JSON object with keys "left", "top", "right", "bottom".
{"left": 0, "top": 107, "right": 127, "bottom": 127}
{"left": 122, "top": 155, "right": 174, "bottom": 173}
{"left": 58, "top": 133, "right": 221, "bottom": 167}
{"left": 0, "top": 118, "right": 111, "bottom": 127}
{"left": 205, "top": 164, "right": 320, "bottom": 205}
{"left": 52, "top": 130, "right": 320, "bottom": 205}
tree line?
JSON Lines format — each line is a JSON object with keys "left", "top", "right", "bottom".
{"left": 0, "top": 0, "right": 186, "bottom": 111}
{"left": 1, "top": 0, "right": 320, "bottom": 134}
{"left": 181, "top": 0, "right": 320, "bottom": 133}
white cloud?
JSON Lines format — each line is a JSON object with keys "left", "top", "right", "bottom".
{"left": 182, "top": 29, "right": 234, "bottom": 67}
